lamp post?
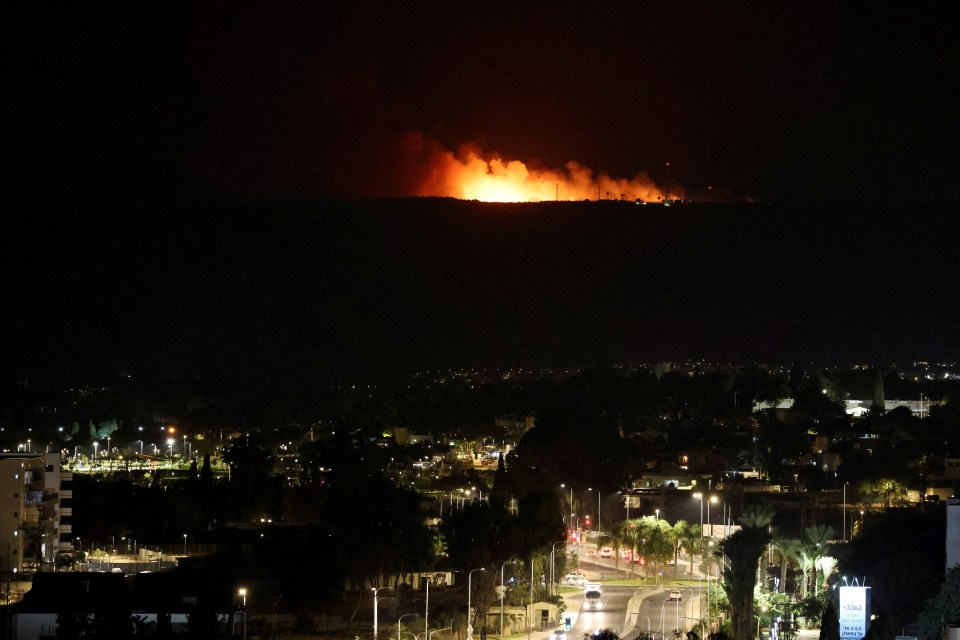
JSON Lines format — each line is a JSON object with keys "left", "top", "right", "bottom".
{"left": 560, "top": 484, "right": 574, "bottom": 534}
{"left": 588, "top": 488, "right": 601, "bottom": 535}
{"left": 398, "top": 613, "right": 418, "bottom": 640}
{"left": 93, "top": 441, "right": 99, "bottom": 460}
{"left": 640, "top": 615, "right": 651, "bottom": 639}
{"left": 692, "top": 492, "right": 704, "bottom": 575}
{"left": 500, "top": 559, "right": 519, "bottom": 638}
{"left": 575, "top": 517, "right": 587, "bottom": 573}
{"left": 707, "top": 496, "right": 717, "bottom": 538}
{"left": 167, "top": 438, "right": 175, "bottom": 459}
{"left": 467, "top": 568, "right": 485, "bottom": 640}
{"left": 373, "top": 587, "right": 390, "bottom": 640}
{"left": 183, "top": 534, "right": 188, "bottom": 556}
{"left": 238, "top": 588, "right": 248, "bottom": 640}
{"left": 842, "top": 482, "right": 847, "bottom": 542}
{"left": 528, "top": 559, "right": 534, "bottom": 640}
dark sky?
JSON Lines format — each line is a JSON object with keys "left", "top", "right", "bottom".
{"left": 6, "top": 4, "right": 960, "bottom": 385}
{"left": 10, "top": 2, "right": 960, "bottom": 203}
{"left": 4, "top": 201, "right": 960, "bottom": 384}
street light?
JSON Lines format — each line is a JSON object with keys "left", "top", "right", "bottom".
{"left": 588, "top": 488, "right": 601, "bottom": 535}
{"left": 639, "top": 615, "right": 651, "bottom": 638}
{"left": 183, "top": 534, "right": 188, "bottom": 556}
{"left": 575, "top": 516, "right": 588, "bottom": 573}
{"left": 467, "top": 568, "right": 485, "bottom": 640}
{"left": 560, "top": 484, "right": 574, "bottom": 533}
{"left": 707, "top": 495, "right": 717, "bottom": 537}
{"left": 93, "top": 441, "right": 99, "bottom": 459}
{"left": 238, "top": 588, "right": 248, "bottom": 640}
{"left": 167, "top": 438, "right": 175, "bottom": 459}
{"left": 398, "top": 613, "right": 418, "bottom": 640}
{"left": 842, "top": 482, "right": 848, "bottom": 542}
{"left": 373, "top": 587, "right": 390, "bottom": 640}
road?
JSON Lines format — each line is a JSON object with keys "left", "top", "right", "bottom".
{"left": 562, "top": 585, "right": 634, "bottom": 638}
{"left": 559, "top": 543, "right": 705, "bottom": 640}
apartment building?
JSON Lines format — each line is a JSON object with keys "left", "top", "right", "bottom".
{"left": 0, "top": 453, "right": 71, "bottom": 574}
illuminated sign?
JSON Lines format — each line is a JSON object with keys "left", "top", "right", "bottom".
{"left": 839, "top": 586, "right": 871, "bottom": 639}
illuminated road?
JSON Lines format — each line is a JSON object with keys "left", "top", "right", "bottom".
{"left": 621, "top": 587, "right": 703, "bottom": 640}
{"left": 564, "top": 585, "right": 634, "bottom": 638}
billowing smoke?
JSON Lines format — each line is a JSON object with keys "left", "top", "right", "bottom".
{"left": 403, "top": 132, "right": 679, "bottom": 203}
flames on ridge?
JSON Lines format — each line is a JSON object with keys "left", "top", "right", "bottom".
{"left": 410, "top": 136, "right": 678, "bottom": 203}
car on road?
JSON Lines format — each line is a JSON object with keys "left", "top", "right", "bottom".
{"left": 598, "top": 547, "right": 613, "bottom": 558}
{"left": 564, "top": 572, "right": 587, "bottom": 585}
{"left": 553, "top": 630, "right": 567, "bottom": 640}
{"left": 668, "top": 589, "right": 683, "bottom": 601}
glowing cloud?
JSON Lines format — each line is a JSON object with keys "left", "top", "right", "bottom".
{"left": 411, "top": 136, "right": 678, "bottom": 203}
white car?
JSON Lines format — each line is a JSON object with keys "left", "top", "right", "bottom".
{"left": 598, "top": 547, "right": 613, "bottom": 558}
{"left": 668, "top": 589, "right": 683, "bottom": 601}
{"left": 564, "top": 572, "right": 586, "bottom": 585}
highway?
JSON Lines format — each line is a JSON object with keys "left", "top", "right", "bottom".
{"left": 563, "top": 544, "right": 706, "bottom": 640}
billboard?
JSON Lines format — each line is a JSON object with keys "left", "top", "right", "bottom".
{"left": 839, "top": 586, "right": 871, "bottom": 639}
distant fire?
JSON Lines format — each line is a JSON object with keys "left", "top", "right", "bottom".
{"left": 412, "top": 137, "right": 678, "bottom": 203}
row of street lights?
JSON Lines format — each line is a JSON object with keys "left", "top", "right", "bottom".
{"left": 382, "top": 559, "right": 559, "bottom": 640}
{"left": 559, "top": 484, "right": 604, "bottom": 535}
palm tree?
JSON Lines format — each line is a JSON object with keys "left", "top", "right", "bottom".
{"left": 620, "top": 518, "right": 644, "bottom": 578}
{"left": 720, "top": 507, "right": 774, "bottom": 640}
{"left": 671, "top": 520, "right": 691, "bottom": 579}
{"left": 676, "top": 520, "right": 701, "bottom": 576}
{"left": 770, "top": 537, "right": 802, "bottom": 594}
{"left": 798, "top": 548, "right": 815, "bottom": 599}
{"left": 802, "top": 524, "right": 835, "bottom": 593}
{"left": 740, "top": 504, "right": 776, "bottom": 529}
{"left": 598, "top": 522, "right": 630, "bottom": 579}
{"left": 638, "top": 517, "right": 673, "bottom": 583}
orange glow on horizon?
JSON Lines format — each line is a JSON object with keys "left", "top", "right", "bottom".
{"left": 414, "top": 139, "right": 679, "bottom": 203}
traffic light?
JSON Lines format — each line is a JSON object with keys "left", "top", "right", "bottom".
{"left": 565, "top": 617, "right": 572, "bottom": 630}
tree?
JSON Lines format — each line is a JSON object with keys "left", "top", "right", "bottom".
{"left": 598, "top": 523, "right": 630, "bottom": 579}
{"left": 56, "top": 610, "right": 89, "bottom": 640}
{"left": 739, "top": 505, "right": 775, "bottom": 529}
{"left": 720, "top": 522, "right": 772, "bottom": 640}
{"left": 914, "top": 566, "right": 960, "bottom": 640}
{"left": 184, "top": 600, "right": 225, "bottom": 639}
{"left": 770, "top": 536, "right": 802, "bottom": 594}
{"left": 802, "top": 524, "right": 835, "bottom": 594}
{"left": 837, "top": 505, "right": 945, "bottom": 632}
{"left": 819, "top": 600, "right": 839, "bottom": 640}
{"left": 677, "top": 522, "right": 702, "bottom": 572}
{"left": 637, "top": 517, "right": 673, "bottom": 582}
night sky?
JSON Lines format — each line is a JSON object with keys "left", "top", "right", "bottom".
{"left": 6, "top": 4, "right": 960, "bottom": 384}
{"left": 11, "top": 3, "right": 960, "bottom": 202}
